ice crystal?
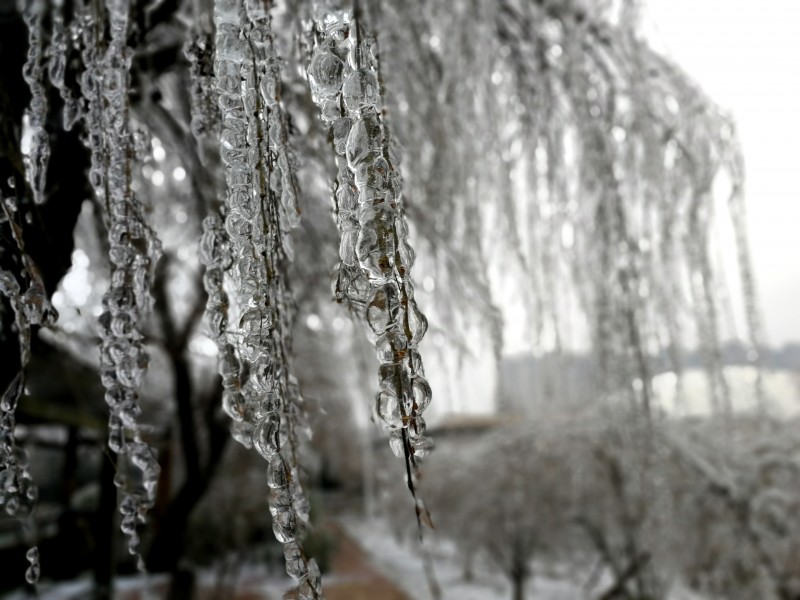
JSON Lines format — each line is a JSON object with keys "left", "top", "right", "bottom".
{"left": 24, "top": 546, "right": 40, "bottom": 584}
{"left": 73, "top": 0, "right": 163, "bottom": 566}
{"left": 1, "top": 179, "right": 57, "bottom": 583}
{"left": 309, "top": 9, "right": 434, "bottom": 515}
{"left": 20, "top": 0, "right": 50, "bottom": 204}
{"left": 209, "top": 0, "right": 323, "bottom": 595}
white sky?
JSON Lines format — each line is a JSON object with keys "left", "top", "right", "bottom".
{"left": 647, "top": 0, "right": 800, "bottom": 345}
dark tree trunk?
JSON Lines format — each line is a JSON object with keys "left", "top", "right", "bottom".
{"left": 93, "top": 444, "right": 118, "bottom": 600}
{"left": 146, "top": 383, "right": 227, "bottom": 579}
{"left": 169, "top": 568, "right": 197, "bottom": 600}
{"left": 511, "top": 569, "right": 527, "bottom": 600}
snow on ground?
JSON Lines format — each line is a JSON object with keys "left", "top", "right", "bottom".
{"left": 2, "top": 564, "right": 292, "bottom": 600}
{"left": 340, "top": 515, "right": 709, "bottom": 600}
{"left": 3, "top": 517, "right": 709, "bottom": 600}
{"left": 340, "top": 515, "right": 583, "bottom": 600}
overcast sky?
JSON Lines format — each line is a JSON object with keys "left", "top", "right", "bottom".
{"left": 648, "top": 0, "right": 800, "bottom": 346}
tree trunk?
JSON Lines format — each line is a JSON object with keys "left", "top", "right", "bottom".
{"left": 93, "top": 444, "right": 118, "bottom": 600}
{"left": 146, "top": 386, "right": 227, "bottom": 577}
{"left": 169, "top": 568, "right": 196, "bottom": 600}
{"left": 511, "top": 570, "right": 527, "bottom": 600}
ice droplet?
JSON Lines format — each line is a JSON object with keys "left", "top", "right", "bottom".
{"left": 254, "top": 413, "right": 280, "bottom": 459}
{"left": 25, "top": 546, "right": 40, "bottom": 584}
{"left": 267, "top": 456, "right": 289, "bottom": 489}
{"left": 342, "top": 69, "right": 380, "bottom": 113}
{"left": 308, "top": 47, "right": 344, "bottom": 101}
{"left": 284, "top": 540, "right": 308, "bottom": 579}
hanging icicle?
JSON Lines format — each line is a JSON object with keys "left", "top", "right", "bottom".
{"left": 48, "top": 0, "right": 81, "bottom": 131}
{"left": 308, "top": 8, "right": 434, "bottom": 520}
{"left": 75, "top": 0, "right": 163, "bottom": 568}
{"left": 20, "top": 0, "right": 50, "bottom": 205}
{"left": 210, "top": 0, "right": 323, "bottom": 596}
{"left": 0, "top": 166, "right": 59, "bottom": 583}
{"left": 0, "top": 267, "right": 45, "bottom": 585}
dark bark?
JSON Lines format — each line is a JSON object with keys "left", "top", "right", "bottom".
{"left": 506, "top": 534, "right": 532, "bottom": 600}
{"left": 511, "top": 569, "right": 527, "bottom": 600}
{"left": 93, "top": 444, "right": 118, "bottom": 600}
{"left": 146, "top": 256, "right": 230, "bottom": 583}
{"left": 598, "top": 552, "right": 652, "bottom": 600}
{"left": 145, "top": 386, "right": 227, "bottom": 575}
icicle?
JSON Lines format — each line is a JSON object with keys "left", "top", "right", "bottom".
{"left": 48, "top": 1, "right": 81, "bottom": 130}
{"left": 20, "top": 0, "right": 50, "bottom": 204}
{"left": 1, "top": 173, "right": 58, "bottom": 582}
{"left": 727, "top": 148, "right": 766, "bottom": 409}
{"left": 0, "top": 269, "right": 39, "bottom": 526}
{"left": 77, "top": 0, "right": 108, "bottom": 208}
{"left": 212, "top": 0, "right": 323, "bottom": 595}
{"left": 309, "top": 10, "right": 435, "bottom": 517}
{"left": 25, "top": 546, "right": 40, "bottom": 584}
{"left": 75, "top": 0, "right": 163, "bottom": 566}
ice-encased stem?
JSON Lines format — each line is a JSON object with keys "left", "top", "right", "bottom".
{"left": 211, "top": 1, "right": 323, "bottom": 596}
{"left": 308, "top": 9, "right": 434, "bottom": 511}
{"left": 78, "top": 0, "right": 162, "bottom": 569}
{"left": 21, "top": 0, "right": 50, "bottom": 204}
{"left": 48, "top": 1, "right": 81, "bottom": 130}
{"left": 1, "top": 177, "right": 59, "bottom": 582}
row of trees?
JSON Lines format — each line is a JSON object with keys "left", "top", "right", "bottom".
{"left": 418, "top": 411, "right": 800, "bottom": 600}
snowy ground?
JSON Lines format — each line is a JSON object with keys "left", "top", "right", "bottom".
{"left": 341, "top": 515, "right": 586, "bottom": 600}
{"left": 3, "top": 516, "right": 709, "bottom": 600}
{"left": 2, "top": 565, "right": 294, "bottom": 600}
{"left": 340, "top": 515, "right": 707, "bottom": 600}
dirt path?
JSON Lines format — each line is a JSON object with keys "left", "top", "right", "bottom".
{"left": 321, "top": 522, "right": 412, "bottom": 600}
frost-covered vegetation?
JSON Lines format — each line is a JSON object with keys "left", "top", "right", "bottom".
{"left": 0, "top": 0, "right": 783, "bottom": 599}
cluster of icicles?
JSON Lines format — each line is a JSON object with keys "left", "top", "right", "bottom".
{"left": 3, "top": 0, "right": 161, "bottom": 582}
{"left": 1, "top": 0, "right": 62, "bottom": 584}
{"left": 4, "top": 0, "right": 437, "bottom": 592}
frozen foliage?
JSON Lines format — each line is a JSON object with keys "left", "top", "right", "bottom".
{"left": 368, "top": 0, "right": 763, "bottom": 413}
{"left": 421, "top": 413, "right": 800, "bottom": 600}
{"left": 89, "top": 0, "right": 163, "bottom": 568}
{"left": 308, "top": 8, "right": 434, "bottom": 526}
{"left": 209, "top": 0, "right": 322, "bottom": 595}
{"left": 0, "top": 0, "right": 769, "bottom": 594}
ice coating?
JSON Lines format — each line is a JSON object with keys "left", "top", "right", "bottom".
{"left": 1, "top": 176, "right": 59, "bottom": 583}
{"left": 185, "top": 31, "right": 220, "bottom": 139}
{"left": 20, "top": 0, "right": 50, "bottom": 205}
{"left": 308, "top": 11, "right": 434, "bottom": 502}
{"left": 73, "top": 0, "right": 163, "bottom": 568}
{"left": 48, "top": 1, "right": 81, "bottom": 130}
{"left": 211, "top": 0, "right": 323, "bottom": 596}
